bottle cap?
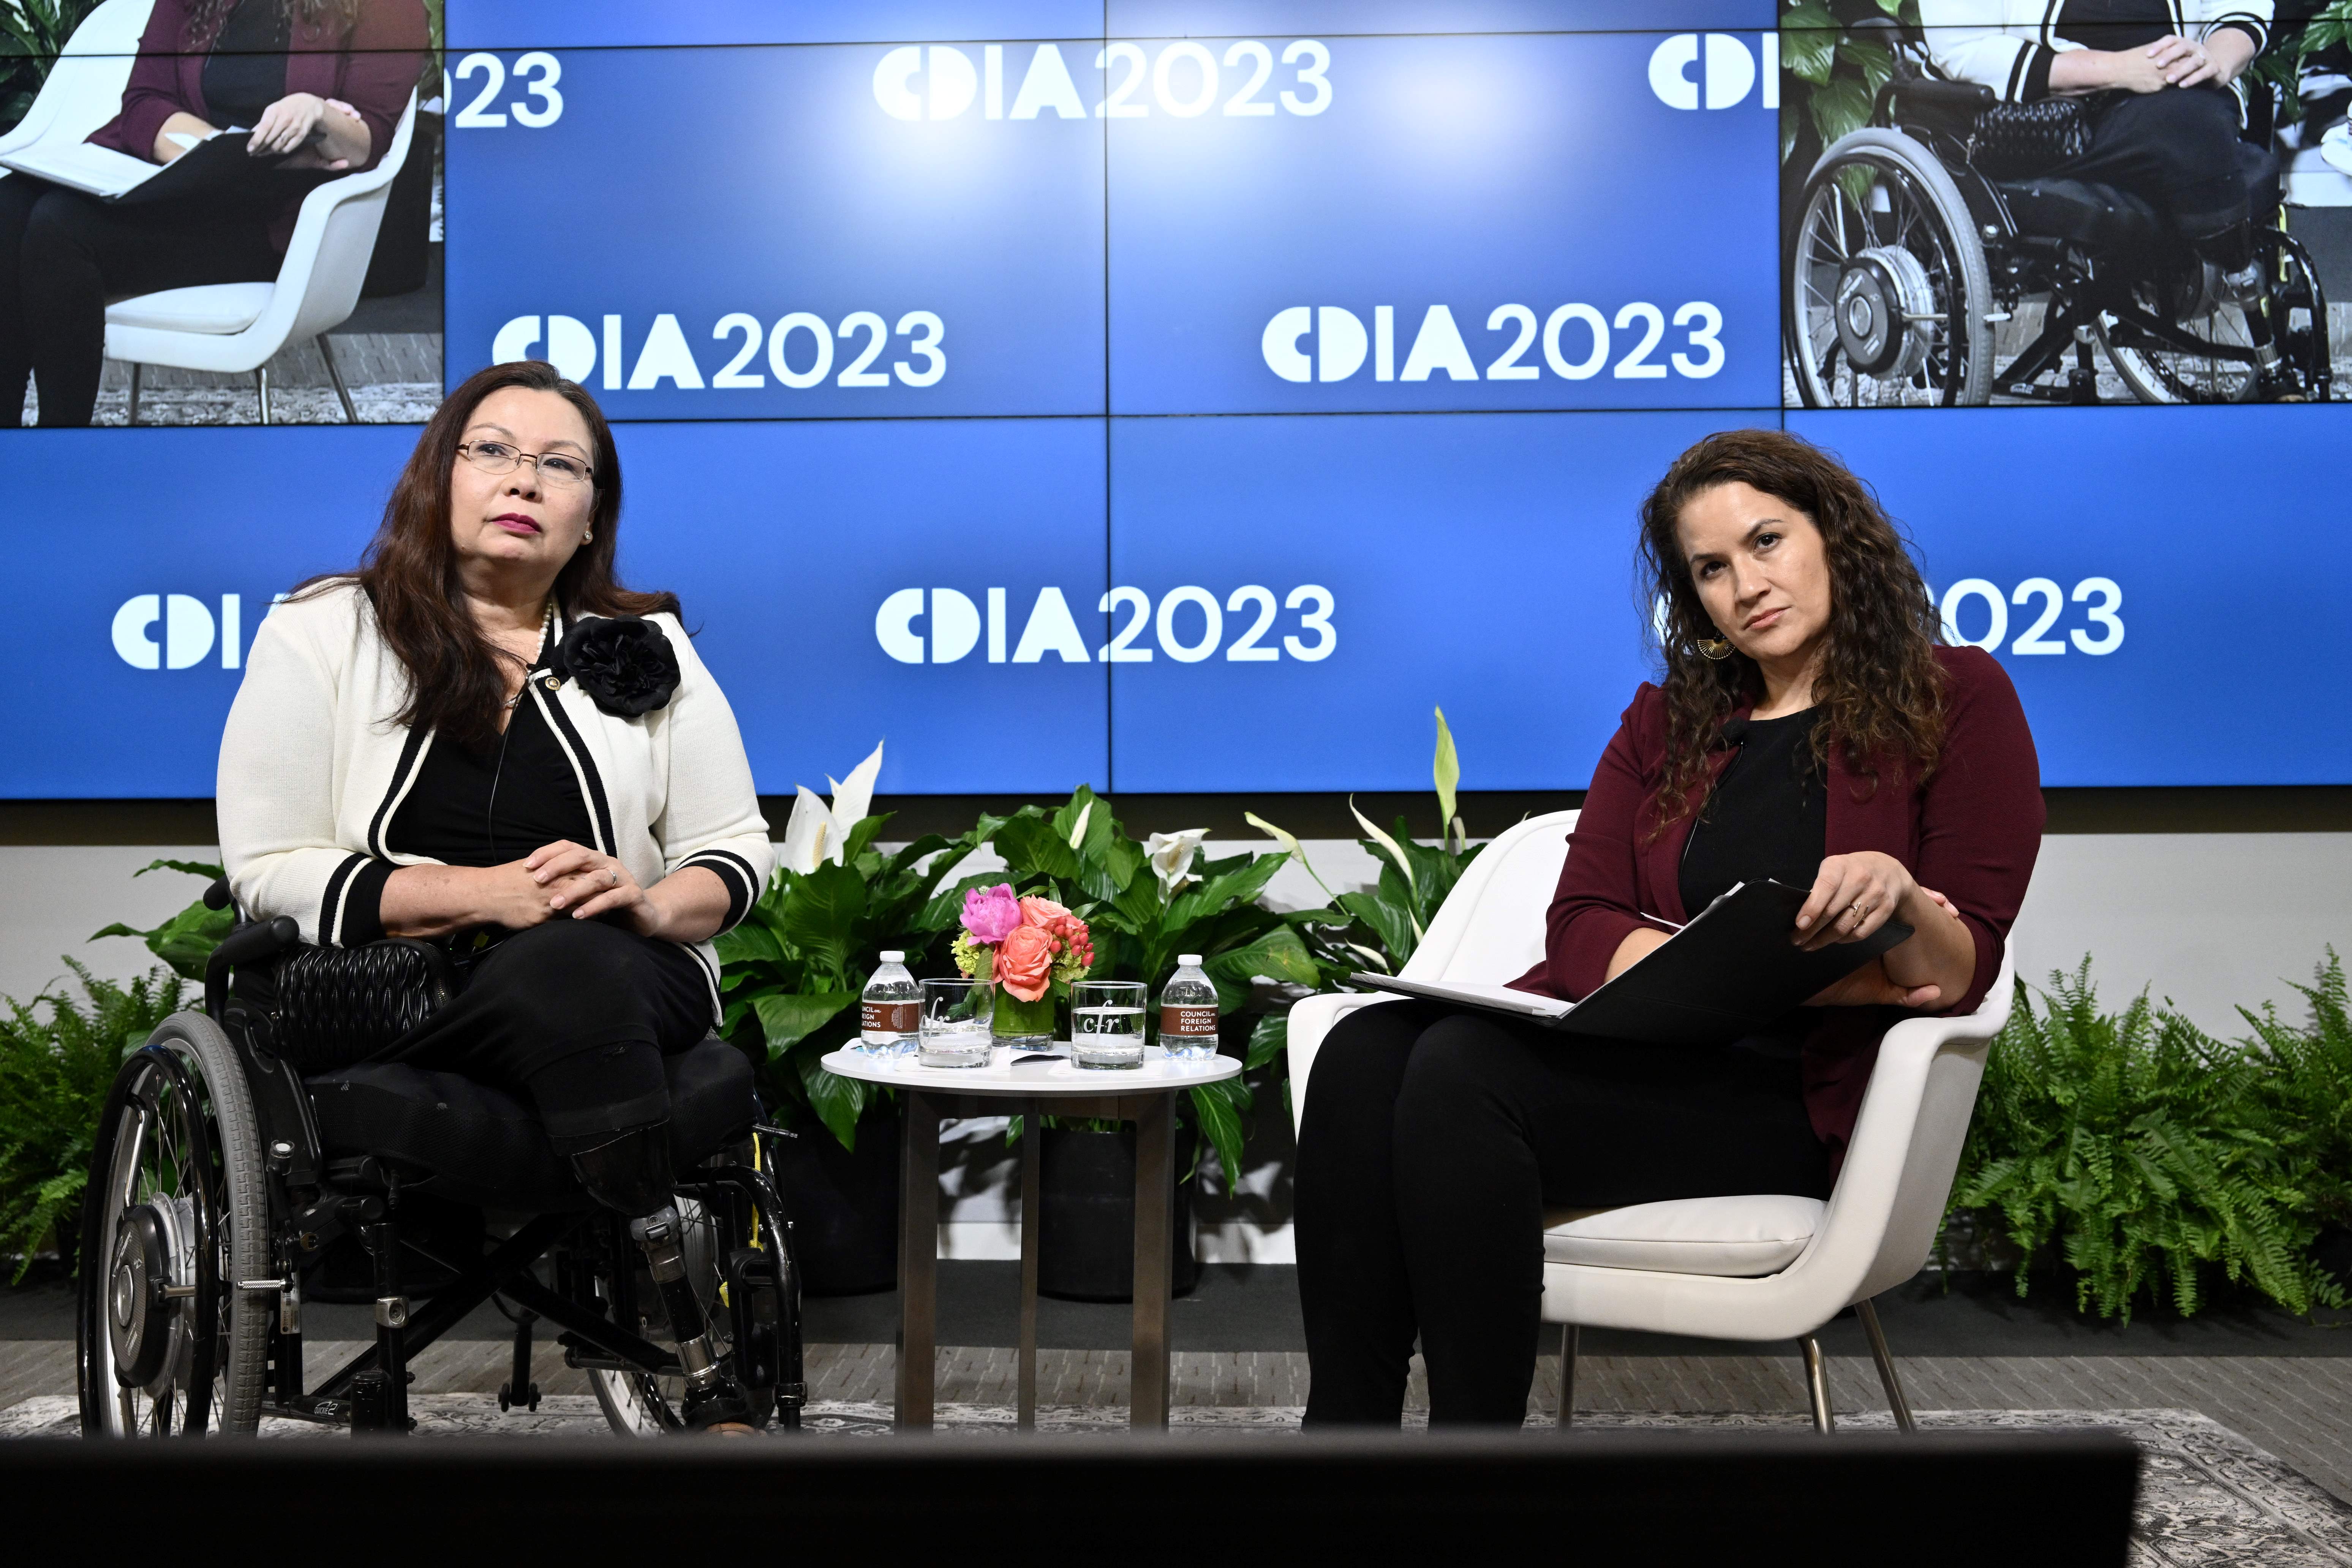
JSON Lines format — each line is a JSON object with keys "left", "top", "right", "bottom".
{"left": 1178, "top": 954, "right": 1202, "bottom": 967}
{"left": 879, "top": 950, "right": 905, "bottom": 963}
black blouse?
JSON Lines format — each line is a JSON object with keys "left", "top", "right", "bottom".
{"left": 1679, "top": 707, "right": 1829, "bottom": 915}
{"left": 386, "top": 629, "right": 596, "bottom": 873}
{"left": 202, "top": 0, "right": 291, "bottom": 130}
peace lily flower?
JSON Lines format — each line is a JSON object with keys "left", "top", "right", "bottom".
{"left": 1145, "top": 828, "right": 1209, "bottom": 896}
{"left": 779, "top": 740, "right": 885, "bottom": 876}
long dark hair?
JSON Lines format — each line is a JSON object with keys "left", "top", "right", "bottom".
{"left": 1636, "top": 428, "right": 1947, "bottom": 837}
{"left": 294, "top": 361, "right": 679, "bottom": 751}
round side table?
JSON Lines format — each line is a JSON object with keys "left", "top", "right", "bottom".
{"left": 820, "top": 1045, "right": 1241, "bottom": 1431}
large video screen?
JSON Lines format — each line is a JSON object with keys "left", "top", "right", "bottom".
{"left": 5, "top": 2, "right": 2347, "bottom": 795}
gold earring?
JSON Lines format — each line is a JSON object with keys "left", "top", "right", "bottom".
{"left": 1695, "top": 635, "right": 1733, "bottom": 661}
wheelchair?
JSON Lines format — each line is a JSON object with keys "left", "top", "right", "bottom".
{"left": 74, "top": 882, "right": 806, "bottom": 1437}
{"left": 1786, "top": 23, "right": 2331, "bottom": 406}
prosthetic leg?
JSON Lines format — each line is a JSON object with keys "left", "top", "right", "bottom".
{"left": 572, "top": 1124, "right": 755, "bottom": 1432}
{"left": 2194, "top": 219, "right": 2294, "bottom": 396}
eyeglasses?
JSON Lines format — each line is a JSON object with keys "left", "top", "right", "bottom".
{"left": 457, "top": 439, "right": 595, "bottom": 490}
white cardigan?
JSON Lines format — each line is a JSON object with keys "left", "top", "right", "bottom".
{"left": 216, "top": 582, "right": 774, "bottom": 1021}
{"left": 1918, "top": 0, "right": 2273, "bottom": 102}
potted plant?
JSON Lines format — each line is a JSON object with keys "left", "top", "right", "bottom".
{"left": 982, "top": 787, "right": 1321, "bottom": 1300}
{"left": 717, "top": 743, "right": 999, "bottom": 1293}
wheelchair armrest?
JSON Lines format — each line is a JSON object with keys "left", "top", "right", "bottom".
{"left": 204, "top": 876, "right": 233, "bottom": 910}
{"left": 205, "top": 915, "right": 298, "bottom": 1020}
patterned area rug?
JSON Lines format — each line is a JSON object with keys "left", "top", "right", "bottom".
{"left": 6, "top": 1397, "right": 2346, "bottom": 1565}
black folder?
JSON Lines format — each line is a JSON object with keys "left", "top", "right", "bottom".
{"left": 1352, "top": 879, "right": 1914, "bottom": 1048}
{"left": 2, "top": 131, "right": 329, "bottom": 213}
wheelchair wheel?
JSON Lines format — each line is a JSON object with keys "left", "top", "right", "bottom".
{"left": 2099, "top": 231, "right": 2328, "bottom": 403}
{"left": 587, "top": 1194, "right": 775, "bottom": 1435}
{"left": 1789, "top": 129, "right": 1993, "bottom": 407}
{"left": 77, "top": 1012, "right": 271, "bottom": 1437}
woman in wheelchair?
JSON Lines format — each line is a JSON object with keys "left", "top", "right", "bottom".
{"left": 1293, "top": 432, "right": 2044, "bottom": 1426}
{"left": 206, "top": 359, "right": 776, "bottom": 1431}
{"left": 1920, "top": 1, "right": 2288, "bottom": 384}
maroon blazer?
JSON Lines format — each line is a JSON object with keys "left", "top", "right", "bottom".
{"left": 1509, "top": 645, "right": 2044, "bottom": 1169}
{"left": 87, "top": 0, "right": 427, "bottom": 252}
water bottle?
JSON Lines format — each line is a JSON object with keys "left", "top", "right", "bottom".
{"left": 1159, "top": 955, "right": 1220, "bottom": 1063}
{"left": 860, "top": 950, "right": 920, "bottom": 1056}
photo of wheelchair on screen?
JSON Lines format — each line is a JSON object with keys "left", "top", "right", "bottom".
{"left": 1781, "top": 2, "right": 2348, "bottom": 406}
{"left": 0, "top": 0, "right": 440, "bottom": 427}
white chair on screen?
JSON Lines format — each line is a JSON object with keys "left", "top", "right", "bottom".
{"left": 1285, "top": 808, "right": 2015, "bottom": 1434}
{"left": 104, "top": 90, "right": 419, "bottom": 424}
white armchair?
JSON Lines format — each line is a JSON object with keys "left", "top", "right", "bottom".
{"left": 1286, "top": 808, "right": 2014, "bottom": 1434}
{"left": 104, "top": 90, "right": 420, "bottom": 424}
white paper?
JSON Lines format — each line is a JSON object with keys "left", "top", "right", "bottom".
{"left": 1349, "top": 974, "right": 1574, "bottom": 1019}
{"left": 0, "top": 139, "right": 160, "bottom": 198}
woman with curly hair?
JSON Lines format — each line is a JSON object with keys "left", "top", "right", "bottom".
{"left": 1295, "top": 428, "right": 2044, "bottom": 1426}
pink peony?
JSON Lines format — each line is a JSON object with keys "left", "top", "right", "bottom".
{"left": 994, "top": 923, "right": 1056, "bottom": 1002}
{"left": 1018, "top": 895, "right": 1070, "bottom": 929}
{"left": 961, "top": 883, "right": 1023, "bottom": 945}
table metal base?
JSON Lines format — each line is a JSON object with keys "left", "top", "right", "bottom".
{"left": 895, "top": 1089, "right": 1177, "bottom": 1432}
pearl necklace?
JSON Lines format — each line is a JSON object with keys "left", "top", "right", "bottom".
{"left": 501, "top": 601, "right": 554, "bottom": 710}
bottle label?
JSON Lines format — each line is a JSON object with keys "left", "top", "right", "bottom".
{"left": 862, "top": 1001, "right": 919, "bottom": 1036}
{"left": 1160, "top": 1004, "right": 1219, "bottom": 1041}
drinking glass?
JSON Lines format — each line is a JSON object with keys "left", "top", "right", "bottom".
{"left": 1070, "top": 980, "right": 1147, "bottom": 1070}
{"left": 918, "top": 977, "right": 994, "bottom": 1068}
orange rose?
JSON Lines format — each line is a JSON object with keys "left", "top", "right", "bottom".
{"left": 994, "top": 923, "right": 1057, "bottom": 1002}
{"left": 1019, "top": 895, "right": 1071, "bottom": 928}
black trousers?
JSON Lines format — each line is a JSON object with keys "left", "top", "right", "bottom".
{"left": 2056, "top": 85, "right": 2276, "bottom": 243}
{"left": 384, "top": 920, "right": 717, "bottom": 1153}
{"left": 1294, "top": 1001, "right": 1832, "bottom": 1427}
{"left": 0, "top": 177, "right": 277, "bottom": 427}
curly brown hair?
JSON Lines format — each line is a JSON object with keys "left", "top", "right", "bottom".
{"left": 1636, "top": 428, "right": 1947, "bottom": 838}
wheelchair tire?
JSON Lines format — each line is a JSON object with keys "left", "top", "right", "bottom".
{"left": 77, "top": 1011, "right": 272, "bottom": 1437}
{"left": 1788, "top": 128, "right": 1993, "bottom": 407}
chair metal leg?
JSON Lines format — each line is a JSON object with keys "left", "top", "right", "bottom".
{"left": 254, "top": 366, "right": 270, "bottom": 425}
{"left": 1555, "top": 1324, "right": 1578, "bottom": 1430}
{"left": 1855, "top": 1297, "right": 1916, "bottom": 1434}
{"left": 126, "top": 363, "right": 141, "bottom": 426}
{"left": 318, "top": 334, "right": 357, "bottom": 423}
{"left": 1799, "top": 1334, "right": 1835, "bottom": 1436}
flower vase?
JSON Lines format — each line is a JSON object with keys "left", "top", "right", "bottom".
{"left": 993, "top": 988, "right": 1061, "bottom": 1052}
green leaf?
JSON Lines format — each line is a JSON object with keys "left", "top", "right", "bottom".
{"left": 797, "top": 1053, "right": 868, "bottom": 1150}
{"left": 753, "top": 990, "right": 856, "bottom": 1054}
{"left": 1165, "top": 852, "right": 1288, "bottom": 935}
{"left": 1204, "top": 926, "right": 1319, "bottom": 993}
{"left": 714, "top": 922, "right": 783, "bottom": 966}
{"left": 918, "top": 869, "right": 1014, "bottom": 934}
{"left": 1432, "top": 707, "right": 1461, "bottom": 838}
{"left": 133, "top": 858, "right": 226, "bottom": 882}
{"left": 773, "top": 861, "right": 868, "bottom": 980}
{"left": 839, "top": 812, "right": 891, "bottom": 868}
{"left": 1190, "top": 1080, "right": 1246, "bottom": 1195}
{"left": 1336, "top": 890, "right": 1417, "bottom": 971}
{"left": 1837, "top": 38, "right": 1894, "bottom": 100}
{"left": 1244, "top": 1012, "right": 1288, "bottom": 1073}
{"left": 1781, "top": 3, "right": 1841, "bottom": 84}
{"left": 1809, "top": 75, "right": 1873, "bottom": 153}
{"left": 993, "top": 813, "right": 1086, "bottom": 885}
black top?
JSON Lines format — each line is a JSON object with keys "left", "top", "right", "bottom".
{"left": 2055, "top": 0, "right": 2264, "bottom": 54}
{"left": 201, "top": 0, "right": 292, "bottom": 131}
{"left": 386, "top": 628, "right": 596, "bottom": 874}
{"left": 1679, "top": 708, "right": 1828, "bottom": 917}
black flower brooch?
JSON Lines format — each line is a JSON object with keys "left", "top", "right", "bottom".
{"left": 552, "top": 616, "right": 680, "bottom": 718}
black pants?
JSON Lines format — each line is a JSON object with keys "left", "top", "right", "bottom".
{"left": 385, "top": 920, "right": 717, "bottom": 1153}
{"left": 0, "top": 177, "right": 277, "bottom": 427}
{"left": 1294, "top": 1002, "right": 1831, "bottom": 1427}
{"left": 2057, "top": 85, "right": 2276, "bottom": 243}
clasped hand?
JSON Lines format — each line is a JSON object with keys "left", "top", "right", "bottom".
{"left": 475, "top": 840, "right": 656, "bottom": 935}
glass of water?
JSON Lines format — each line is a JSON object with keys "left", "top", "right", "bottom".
{"left": 918, "top": 977, "right": 994, "bottom": 1069}
{"left": 1070, "top": 980, "right": 1147, "bottom": 1070}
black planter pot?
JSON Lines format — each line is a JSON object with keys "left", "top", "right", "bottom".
{"left": 767, "top": 1111, "right": 901, "bottom": 1296}
{"left": 1037, "top": 1122, "right": 1198, "bottom": 1303}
